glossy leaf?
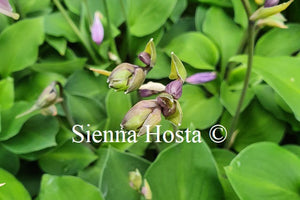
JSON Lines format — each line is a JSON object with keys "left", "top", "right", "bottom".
{"left": 127, "top": 0, "right": 177, "bottom": 36}
{"left": 0, "top": 144, "right": 20, "bottom": 174}
{"left": 164, "top": 32, "right": 219, "bottom": 70}
{"left": 0, "top": 18, "right": 44, "bottom": 77}
{"left": 38, "top": 174, "right": 104, "bottom": 200}
{"left": 2, "top": 115, "right": 59, "bottom": 154}
{"left": 0, "top": 168, "right": 31, "bottom": 200}
{"left": 0, "top": 77, "right": 14, "bottom": 110}
{"left": 100, "top": 147, "right": 150, "bottom": 200}
{"left": 39, "top": 141, "right": 97, "bottom": 175}
{"left": 180, "top": 85, "right": 223, "bottom": 129}
{"left": 145, "top": 142, "right": 224, "bottom": 199}
{"left": 255, "top": 24, "right": 300, "bottom": 56}
{"left": 225, "top": 142, "right": 300, "bottom": 199}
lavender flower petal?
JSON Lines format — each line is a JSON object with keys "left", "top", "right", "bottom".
{"left": 0, "top": 0, "right": 19, "bottom": 19}
{"left": 91, "top": 12, "right": 104, "bottom": 45}
{"left": 165, "top": 79, "right": 183, "bottom": 99}
{"left": 185, "top": 72, "right": 217, "bottom": 84}
{"left": 264, "top": 0, "right": 280, "bottom": 7}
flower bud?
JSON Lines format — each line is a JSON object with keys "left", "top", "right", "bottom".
{"left": 156, "top": 93, "right": 176, "bottom": 117}
{"left": 138, "top": 52, "right": 151, "bottom": 66}
{"left": 264, "top": 0, "right": 279, "bottom": 7}
{"left": 121, "top": 100, "right": 161, "bottom": 136}
{"left": 108, "top": 63, "right": 146, "bottom": 93}
{"left": 141, "top": 179, "right": 152, "bottom": 200}
{"left": 139, "top": 81, "right": 166, "bottom": 97}
{"left": 40, "top": 105, "right": 58, "bottom": 116}
{"left": 0, "top": 0, "right": 19, "bottom": 20}
{"left": 91, "top": 12, "right": 104, "bottom": 45}
{"left": 36, "top": 82, "right": 62, "bottom": 109}
{"left": 165, "top": 79, "right": 183, "bottom": 99}
{"left": 185, "top": 72, "right": 217, "bottom": 85}
{"left": 129, "top": 169, "right": 142, "bottom": 190}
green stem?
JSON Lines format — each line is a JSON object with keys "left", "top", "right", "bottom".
{"left": 225, "top": 23, "right": 256, "bottom": 148}
{"left": 241, "top": 0, "right": 252, "bottom": 18}
{"left": 120, "top": 0, "right": 132, "bottom": 59}
{"left": 52, "top": 0, "right": 99, "bottom": 64}
{"left": 103, "top": 0, "right": 121, "bottom": 63}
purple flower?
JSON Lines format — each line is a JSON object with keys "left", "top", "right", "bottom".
{"left": 264, "top": 0, "right": 280, "bottom": 7}
{"left": 139, "top": 81, "right": 165, "bottom": 97}
{"left": 0, "top": 0, "right": 19, "bottom": 20}
{"left": 165, "top": 79, "right": 183, "bottom": 99}
{"left": 185, "top": 72, "right": 217, "bottom": 85}
{"left": 91, "top": 12, "right": 104, "bottom": 45}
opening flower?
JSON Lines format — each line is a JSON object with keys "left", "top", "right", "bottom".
{"left": 185, "top": 72, "right": 217, "bottom": 85}
{"left": 91, "top": 12, "right": 104, "bottom": 45}
{"left": 0, "top": 0, "right": 19, "bottom": 20}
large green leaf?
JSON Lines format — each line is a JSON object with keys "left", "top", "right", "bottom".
{"left": 164, "top": 32, "right": 219, "bottom": 70}
{"left": 2, "top": 115, "right": 59, "bottom": 154}
{"left": 0, "top": 144, "right": 20, "bottom": 174}
{"left": 0, "top": 102, "right": 37, "bottom": 141}
{"left": 203, "top": 7, "right": 243, "bottom": 70}
{"left": 100, "top": 147, "right": 150, "bottom": 200}
{"left": 0, "top": 168, "right": 31, "bottom": 200}
{"left": 225, "top": 142, "right": 300, "bottom": 200}
{"left": 38, "top": 141, "right": 97, "bottom": 175}
{"left": 221, "top": 101, "right": 285, "bottom": 152}
{"left": 180, "top": 85, "right": 223, "bottom": 129}
{"left": 232, "top": 55, "right": 300, "bottom": 121}
{"left": 197, "top": 0, "right": 232, "bottom": 7}
{"left": 255, "top": 24, "right": 300, "bottom": 56}
{"left": 127, "top": 0, "right": 177, "bottom": 36}
{"left": 0, "top": 77, "right": 14, "bottom": 110}
{"left": 105, "top": 89, "right": 132, "bottom": 131}
{"left": 17, "top": 0, "right": 50, "bottom": 16}
{"left": 0, "top": 18, "right": 44, "bottom": 77}
{"left": 38, "top": 174, "right": 104, "bottom": 200}
{"left": 44, "top": 12, "right": 78, "bottom": 42}
{"left": 145, "top": 141, "right": 224, "bottom": 199}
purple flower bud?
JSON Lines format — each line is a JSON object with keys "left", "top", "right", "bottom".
{"left": 185, "top": 72, "right": 217, "bottom": 85}
{"left": 156, "top": 94, "right": 176, "bottom": 117}
{"left": 138, "top": 52, "right": 151, "bottom": 66}
{"left": 165, "top": 79, "right": 183, "bottom": 99}
{"left": 0, "top": 0, "right": 19, "bottom": 19}
{"left": 141, "top": 180, "right": 152, "bottom": 200}
{"left": 91, "top": 12, "right": 104, "bottom": 45}
{"left": 139, "top": 82, "right": 166, "bottom": 97}
{"left": 264, "top": 0, "right": 280, "bottom": 7}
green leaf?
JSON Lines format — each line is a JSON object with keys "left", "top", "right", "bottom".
{"left": 232, "top": 55, "right": 300, "bottom": 121}
{"left": 39, "top": 141, "right": 97, "bottom": 175}
{"left": 230, "top": 0, "right": 248, "bottom": 28}
{"left": 63, "top": 0, "right": 81, "bottom": 15}
{"left": 17, "top": 0, "right": 50, "bottom": 16}
{"left": 44, "top": 12, "right": 78, "bottom": 42}
{"left": 0, "top": 168, "right": 31, "bottom": 200}
{"left": 203, "top": 7, "right": 243, "bottom": 70}
{"left": 0, "top": 102, "right": 37, "bottom": 141}
{"left": 2, "top": 115, "right": 59, "bottom": 154}
{"left": 221, "top": 101, "right": 285, "bottom": 152}
{"left": 225, "top": 142, "right": 300, "bottom": 199}
{"left": 146, "top": 49, "right": 172, "bottom": 79}
{"left": 0, "top": 144, "right": 20, "bottom": 174}
{"left": 197, "top": 0, "right": 232, "bottom": 7}
{"left": 127, "top": 0, "right": 177, "bottom": 36}
{"left": 164, "top": 32, "right": 219, "bottom": 70}
{"left": 105, "top": 89, "right": 132, "bottom": 131}
{"left": 283, "top": 145, "right": 300, "bottom": 158}
{"left": 31, "top": 58, "right": 87, "bottom": 75}
{"left": 255, "top": 24, "right": 300, "bottom": 56}
{"left": 46, "top": 36, "right": 67, "bottom": 56}
{"left": 38, "top": 174, "right": 104, "bottom": 200}
{"left": 145, "top": 141, "right": 224, "bottom": 199}
{"left": 0, "top": 18, "right": 44, "bottom": 77}
{"left": 180, "top": 85, "right": 223, "bottom": 129}
{"left": 212, "top": 149, "right": 239, "bottom": 200}
{"left": 100, "top": 147, "right": 150, "bottom": 200}
{"left": 170, "top": 0, "right": 188, "bottom": 22}
{"left": 0, "top": 77, "right": 14, "bottom": 110}
{"left": 169, "top": 52, "right": 187, "bottom": 80}
{"left": 220, "top": 81, "right": 255, "bottom": 116}
{"left": 195, "top": 6, "right": 207, "bottom": 32}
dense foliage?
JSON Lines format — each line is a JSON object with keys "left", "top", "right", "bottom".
{"left": 0, "top": 0, "right": 300, "bottom": 199}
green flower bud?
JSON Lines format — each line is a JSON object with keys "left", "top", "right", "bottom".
{"left": 141, "top": 179, "right": 152, "bottom": 200}
{"left": 121, "top": 100, "right": 161, "bottom": 136}
{"left": 36, "top": 82, "right": 61, "bottom": 108}
{"left": 108, "top": 63, "right": 146, "bottom": 93}
{"left": 129, "top": 169, "right": 142, "bottom": 190}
